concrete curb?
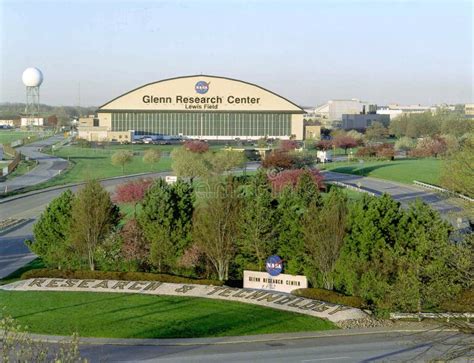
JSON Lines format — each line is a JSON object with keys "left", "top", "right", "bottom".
{"left": 0, "top": 218, "right": 33, "bottom": 236}
{"left": 1, "top": 327, "right": 459, "bottom": 347}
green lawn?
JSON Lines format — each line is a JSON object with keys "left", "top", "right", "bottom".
{"left": 321, "top": 158, "right": 441, "bottom": 185}
{"left": 0, "top": 291, "right": 335, "bottom": 338}
{"left": 44, "top": 146, "right": 173, "bottom": 184}
{"left": 0, "top": 131, "right": 48, "bottom": 145}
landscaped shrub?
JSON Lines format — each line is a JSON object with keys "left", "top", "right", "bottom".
{"left": 183, "top": 140, "right": 209, "bottom": 153}
{"left": 21, "top": 269, "right": 224, "bottom": 286}
{"left": 292, "top": 288, "right": 366, "bottom": 309}
{"left": 268, "top": 169, "right": 324, "bottom": 192}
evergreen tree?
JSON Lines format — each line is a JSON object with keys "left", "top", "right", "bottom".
{"left": 27, "top": 190, "right": 75, "bottom": 269}
{"left": 390, "top": 200, "right": 463, "bottom": 311}
{"left": 275, "top": 186, "right": 305, "bottom": 275}
{"left": 237, "top": 171, "right": 278, "bottom": 272}
{"left": 138, "top": 178, "right": 195, "bottom": 272}
{"left": 334, "top": 194, "right": 403, "bottom": 305}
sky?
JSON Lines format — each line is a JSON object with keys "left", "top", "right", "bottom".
{"left": 0, "top": 0, "right": 472, "bottom": 107}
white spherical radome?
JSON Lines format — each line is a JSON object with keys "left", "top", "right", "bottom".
{"left": 22, "top": 67, "right": 43, "bottom": 87}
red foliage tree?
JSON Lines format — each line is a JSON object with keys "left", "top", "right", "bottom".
{"left": 121, "top": 218, "right": 149, "bottom": 270}
{"left": 184, "top": 140, "right": 209, "bottom": 153}
{"left": 47, "top": 115, "right": 58, "bottom": 127}
{"left": 333, "top": 135, "right": 358, "bottom": 154}
{"left": 113, "top": 179, "right": 153, "bottom": 214}
{"left": 376, "top": 146, "right": 395, "bottom": 160}
{"left": 356, "top": 146, "right": 377, "bottom": 157}
{"left": 409, "top": 137, "right": 448, "bottom": 158}
{"left": 268, "top": 169, "right": 324, "bottom": 192}
{"left": 261, "top": 150, "right": 296, "bottom": 171}
{"left": 178, "top": 243, "right": 203, "bottom": 268}
{"left": 316, "top": 140, "right": 333, "bottom": 151}
{"left": 279, "top": 140, "right": 299, "bottom": 152}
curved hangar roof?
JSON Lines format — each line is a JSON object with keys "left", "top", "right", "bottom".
{"left": 99, "top": 75, "right": 304, "bottom": 113}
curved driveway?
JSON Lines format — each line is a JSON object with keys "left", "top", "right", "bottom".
{"left": 0, "top": 134, "right": 68, "bottom": 193}
{"left": 322, "top": 170, "right": 461, "bottom": 216}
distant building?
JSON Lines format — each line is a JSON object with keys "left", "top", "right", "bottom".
{"left": 376, "top": 104, "right": 435, "bottom": 120}
{"left": 342, "top": 114, "right": 390, "bottom": 130}
{"left": 20, "top": 117, "right": 44, "bottom": 127}
{"left": 313, "top": 99, "right": 371, "bottom": 128}
{"left": 78, "top": 75, "right": 305, "bottom": 142}
{"left": 465, "top": 104, "right": 474, "bottom": 119}
{"left": 0, "top": 119, "right": 18, "bottom": 127}
{"left": 304, "top": 124, "right": 321, "bottom": 139}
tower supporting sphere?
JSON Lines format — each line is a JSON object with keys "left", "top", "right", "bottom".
{"left": 22, "top": 67, "right": 43, "bottom": 127}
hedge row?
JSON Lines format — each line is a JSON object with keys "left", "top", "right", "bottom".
{"left": 292, "top": 288, "right": 366, "bottom": 309}
{"left": 21, "top": 269, "right": 224, "bottom": 286}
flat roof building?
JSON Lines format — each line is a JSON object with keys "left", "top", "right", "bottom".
{"left": 78, "top": 75, "right": 305, "bottom": 142}
{"left": 342, "top": 114, "right": 390, "bottom": 130}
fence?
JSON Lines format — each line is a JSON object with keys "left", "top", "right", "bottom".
{"left": 0, "top": 143, "right": 22, "bottom": 177}
{"left": 390, "top": 312, "right": 473, "bottom": 322}
{"left": 413, "top": 180, "right": 473, "bottom": 203}
{"left": 327, "top": 180, "right": 376, "bottom": 196}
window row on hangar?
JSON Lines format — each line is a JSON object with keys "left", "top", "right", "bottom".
{"left": 110, "top": 112, "right": 292, "bottom": 137}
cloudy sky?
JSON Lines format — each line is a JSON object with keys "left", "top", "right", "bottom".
{"left": 0, "top": 0, "right": 472, "bottom": 107}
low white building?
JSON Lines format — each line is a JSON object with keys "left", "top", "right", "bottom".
{"left": 376, "top": 104, "right": 435, "bottom": 120}
{"left": 20, "top": 117, "right": 44, "bottom": 127}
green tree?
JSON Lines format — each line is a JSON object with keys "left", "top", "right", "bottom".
{"left": 334, "top": 194, "right": 467, "bottom": 314}
{"left": 26, "top": 190, "right": 75, "bottom": 269}
{"left": 111, "top": 150, "right": 133, "bottom": 174}
{"left": 69, "top": 180, "right": 120, "bottom": 270}
{"left": 143, "top": 149, "right": 161, "bottom": 171}
{"left": 394, "top": 136, "right": 416, "bottom": 152}
{"left": 193, "top": 179, "right": 242, "bottom": 281}
{"left": 170, "top": 147, "right": 207, "bottom": 181}
{"left": 205, "top": 150, "right": 247, "bottom": 178}
{"left": 365, "top": 121, "right": 389, "bottom": 141}
{"left": 334, "top": 194, "right": 403, "bottom": 307}
{"left": 138, "top": 179, "right": 195, "bottom": 272}
{"left": 302, "top": 188, "right": 348, "bottom": 290}
{"left": 439, "top": 112, "right": 473, "bottom": 137}
{"left": 441, "top": 135, "right": 474, "bottom": 197}
{"left": 237, "top": 171, "right": 278, "bottom": 272}
{"left": 275, "top": 173, "right": 322, "bottom": 276}
{"left": 389, "top": 200, "right": 465, "bottom": 312}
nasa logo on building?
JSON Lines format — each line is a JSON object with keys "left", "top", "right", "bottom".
{"left": 195, "top": 81, "right": 209, "bottom": 94}
{"left": 265, "top": 255, "right": 283, "bottom": 276}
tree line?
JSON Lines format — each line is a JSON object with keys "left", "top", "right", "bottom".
{"left": 28, "top": 169, "right": 472, "bottom": 315}
{"left": 0, "top": 102, "right": 96, "bottom": 125}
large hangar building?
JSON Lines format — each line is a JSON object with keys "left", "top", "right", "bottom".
{"left": 78, "top": 75, "right": 305, "bottom": 142}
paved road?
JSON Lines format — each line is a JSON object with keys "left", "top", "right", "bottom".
{"left": 0, "top": 135, "right": 68, "bottom": 193}
{"left": 322, "top": 171, "right": 462, "bottom": 216}
{"left": 0, "top": 171, "right": 171, "bottom": 278}
{"left": 65, "top": 329, "right": 474, "bottom": 362}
